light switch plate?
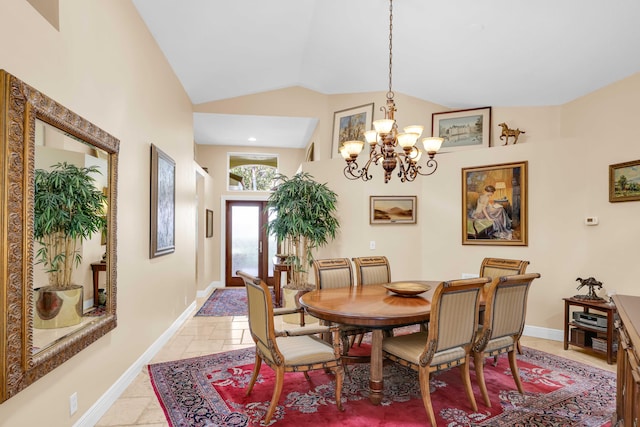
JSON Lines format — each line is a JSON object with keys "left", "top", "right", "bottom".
{"left": 585, "top": 217, "right": 599, "bottom": 225}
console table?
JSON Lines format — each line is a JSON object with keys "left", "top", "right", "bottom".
{"left": 563, "top": 297, "right": 617, "bottom": 364}
{"left": 90, "top": 261, "right": 107, "bottom": 307}
{"left": 272, "top": 263, "right": 290, "bottom": 307}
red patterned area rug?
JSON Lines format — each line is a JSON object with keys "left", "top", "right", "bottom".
{"left": 195, "top": 288, "right": 275, "bottom": 317}
{"left": 148, "top": 346, "right": 615, "bottom": 426}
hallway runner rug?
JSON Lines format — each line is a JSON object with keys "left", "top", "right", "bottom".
{"left": 195, "top": 288, "right": 275, "bottom": 317}
{"left": 148, "top": 346, "right": 615, "bottom": 426}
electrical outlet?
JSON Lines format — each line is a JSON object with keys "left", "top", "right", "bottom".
{"left": 69, "top": 392, "right": 78, "bottom": 416}
{"left": 461, "top": 273, "right": 479, "bottom": 279}
{"left": 369, "top": 240, "right": 376, "bottom": 250}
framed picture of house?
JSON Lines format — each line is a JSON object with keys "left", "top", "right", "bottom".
{"left": 332, "top": 103, "right": 374, "bottom": 158}
{"left": 370, "top": 196, "right": 417, "bottom": 224}
{"left": 150, "top": 144, "right": 176, "bottom": 258}
{"left": 432, "top": 107, "right": 491, "bottom": 152}
{"left": 609, "top": 159, "right": 640, "bottom": 202}
{"left": 462, "top": 161, "right": 528, "bottom": 246}
{"left": 205, "top": 209, "right": 214, "bottom": 238}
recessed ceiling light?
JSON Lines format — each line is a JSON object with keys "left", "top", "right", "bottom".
{"left": 248, "top": 137, "right": 257, "bottom": 142}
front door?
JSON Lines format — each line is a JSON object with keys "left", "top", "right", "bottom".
{"left": 225, "top": 201, "right": 276, "bottom": 287}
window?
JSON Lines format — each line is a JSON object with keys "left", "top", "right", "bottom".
{"left": 228, "top": 153, "right": 278, "bottom": 191}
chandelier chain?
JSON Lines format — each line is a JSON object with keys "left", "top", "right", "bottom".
{"left": 387, "top": 0, "right": 394, "bottom": 99}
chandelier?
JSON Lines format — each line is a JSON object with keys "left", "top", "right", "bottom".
{"left": 340, "top": 0, "right": 443, "bottom": 183}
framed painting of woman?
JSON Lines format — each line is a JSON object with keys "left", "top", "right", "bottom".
{"left": 462, "top": 161, "right": 528, "bottom": 246}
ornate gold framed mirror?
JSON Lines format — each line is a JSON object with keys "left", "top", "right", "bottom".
{"left": 0, "top": 70, "right": 119, "bottom": 401}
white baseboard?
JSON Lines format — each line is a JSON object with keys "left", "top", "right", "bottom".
{"left": 73, "top": 301, "right": 197, "bottom": 427}
{"left": 523, "top": 325, "right": 563, "bottom": 342}
{"left": 197, "top": 280, "right": 223, "bottom": 298}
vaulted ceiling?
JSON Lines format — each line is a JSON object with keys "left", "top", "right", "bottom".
{"left": 133, "top": 0, "right": 640, "bottom": 148}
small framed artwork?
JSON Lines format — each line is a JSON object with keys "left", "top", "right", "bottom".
{"left": 205, "top": 209, "right": 214, "bottom": 238}
{"left": 150, "top": 144, "right": 176, "bottom": 258}
{"left": 609, "top": 159, "right": 640, "bottom": 202}
{"left": 462, "top": 161, "right": 527, "bottom": 246}
{"left": 370, "top": 196, "right": 417, "bottom": 224}
{"left": 332, "top": 103, "right": 374, "bottom": 158}
{"left": 432, "top": 106, "right": 491, "bottom": 152}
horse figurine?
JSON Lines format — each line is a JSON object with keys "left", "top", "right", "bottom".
{"left": 573, "top": 277, "right": 604, "bottom": 301}
{"left": 498, "top": 122, "right": 525, "bottom": 145}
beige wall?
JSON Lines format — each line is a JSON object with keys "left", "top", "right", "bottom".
{"left": 1, "top": 0, "right": 198, "bottom": 425}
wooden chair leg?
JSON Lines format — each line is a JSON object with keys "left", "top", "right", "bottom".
{"left": 460, "top": 357, "right": 478, "bottom": 412}
{"left": 246, "top": 354, "right": 262, "bottom": 395}
{"left": 332, "top": 365, "right": 345, "bottom": 411}
{"left": 418, "top": 368, "right": 437, "bottom": 427}
{"left": 474, "top": 351, "right": 491, "bottom": 407}
{"left": 516, "top": 340, "right": 522, "bottom": 354}
{"left": 264, "top": 367, "right": 284, "bottom": 424}
{"left": 508, "top": 350, "right": 524, "bottom": 394}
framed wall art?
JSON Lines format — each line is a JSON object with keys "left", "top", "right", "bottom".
{"left": 205, "top": 209, "right": 214, "bottom": 238}
{"left": 432, "top": 106, "right": 491, "bottom": 152}
{"left": 609, "top": 159, "right": 640, "bottom": 202}
{"left": 370, "top": 195, "right": 417, "bottom": 224}
{"left": 462, "top": 161, "right": 527, "bottom": 246}
{"left": 332, "top": 103, "right": 374, "bottom": 158}
{"left": 150, "top": 143, "right": 176, "bottom": 258}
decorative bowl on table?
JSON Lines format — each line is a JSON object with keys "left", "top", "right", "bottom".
{"left": 384, "top": 282, "right": 431, "bottom": 296}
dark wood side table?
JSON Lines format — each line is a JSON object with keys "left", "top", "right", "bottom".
{"left": 563, "top": 297, "right": 617, "bottom": 364}
{"left": 272, "top": 263, "right": 290, "bottom": 307}
{"left": 90, "top": 261, "right": 107, "bottom": 307}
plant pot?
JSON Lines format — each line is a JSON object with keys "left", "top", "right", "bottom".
{"left": 98, "top": 289, "right": 107, "bottom": 306}
{"left": 282, "top": 287, "right": 317, "bottom": 325}
{"left": 34, "top": 285, "right": 84, "bottom": 329}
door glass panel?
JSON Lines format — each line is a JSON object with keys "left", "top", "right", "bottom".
{"left": 231, "top": 205, "right": 259, "bottom": 276}
{"left": 267, "top": 208, "right": 277, "bottom": 276}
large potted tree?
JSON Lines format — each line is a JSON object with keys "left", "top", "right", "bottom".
{"left": 33, "top": 162, "right": 107, "bottom": 328}
{"left": 267, "top": 172, "right": 340, "bottom": 320}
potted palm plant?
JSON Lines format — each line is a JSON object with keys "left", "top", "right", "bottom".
{"left": 33, "top": 162, "right": 107, "bottom": 328}
{"left": 267, "top": 172, "right": 340, "bottom": 319}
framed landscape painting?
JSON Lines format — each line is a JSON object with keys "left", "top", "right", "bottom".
{"left": 462, "top": 161, "right": 527, "bottom": 246}
{"left": 370, "top": 196, "right": 417, "bottom": 224}
{"left": 609, "top": 159, "right": 640, "bottom": 202}
{"left": 432, "top": 107, "right": 491, "bottom": 152}
{"left": 332, "top": 103, "right": 374, "bottom": 158}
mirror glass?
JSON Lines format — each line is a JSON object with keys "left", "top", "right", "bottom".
{"left": 0, "top": 70, "right": 119, "bottom": 402}
{"left": 32, "top": 120, "right": 110, "bottom": 354}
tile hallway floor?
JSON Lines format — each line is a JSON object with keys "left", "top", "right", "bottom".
{"left": 95, "top": 294, "right": 617, "bottom": 427}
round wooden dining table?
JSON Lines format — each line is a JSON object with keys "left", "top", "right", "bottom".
{"left": 298, "top": 281, "right": 439, "bottom": 405}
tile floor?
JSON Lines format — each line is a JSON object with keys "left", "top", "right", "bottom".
{"left": 95, "top": 295, "right": 616, "bottom": 427}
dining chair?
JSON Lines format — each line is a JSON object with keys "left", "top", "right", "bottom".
{"left": 472, "top": 272, "right": 541, "bottom": 407}
{"left": 351, "top": 256, "right": 393, "bottom": 343}
{"left": 479, "top": 257, "right": 529, "bottom": 354}
{"left": 237, "top": 270, "right": 345, "bottom": 424}
{"left": 479, "top": 257, "right": 529, "bottom": 285}
{"left": 312, "top": 258, "right": 371, "bottom": 362}
{"left": 352, "top": 256, "right": 391, "bottom": 286}
{"left": 382, "top": 277, "right": 490, "bottom": 426}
